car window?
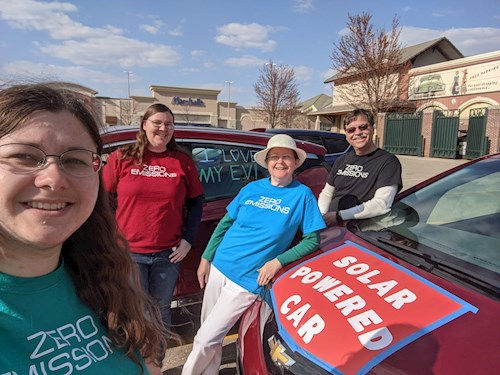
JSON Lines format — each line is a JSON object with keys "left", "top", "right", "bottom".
{"left": 189, "top": 143, "right": 267, "bottom": 201}
{"left": 427, "top": 172, "right": 500, "bottom": 225}
{"left": 293, "top": 134, "right": 323, "bottom": 147}
{"left": 409, "top": 170, "right": 500, "bottom": 273}
{"left": 353, "top": 158, "right": 500, "bottom": 294}
{"left": 322, "top": 137, "right": 350, "bottom": 154}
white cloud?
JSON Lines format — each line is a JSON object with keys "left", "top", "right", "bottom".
{"left": 337, "top": 27, "right": 349, "bottom": 37}
{"left": 224, "top": 55, "right": 266, "bottom": 67}
{"left": 168, "top": 26, "right": 184, "bottom": 37}
{"left": 216, "top": 23, "right": 277, "bottom": 52}
{"left": 400, "top": 26, "right": 500, "bottom": 56}
{"left": 293, "top": 65, "right": 314, "bottom": 82}
{"left": 293, "top": 0, "right": 314, "bottom": 13}
{"left": 430, "top": 9, "right": 457, "bottom": 17}
{"left": 140, "top": 19, "right": 165, "bottom": 35}
{"left": 0, "top": 0, "right": 181, "bottom": 68}
{"left": 322, "top": 68, "right": 337, "bottom": 80}
{"left": 1, "top": 60, "right": 122, "bottom": 86}
{"left": 0, "top": 0, "right": 119, "bottom": 40}
{"left": 181, "top": 67, "right": 200, "bottom": 73}
{"left": 39, "top": 36, "right": 180, "bottom": 68}
{"left": 140, "top": 24, "right": 159, "bottom": 34}
{"left": 191, "top": 50, "right": 205, "bottom": 57}
{"left": 203, "top": 61, "right": 215, "bottom": 69}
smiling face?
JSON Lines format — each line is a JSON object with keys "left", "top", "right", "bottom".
{"left": 266, "top": 147, "right": 300, "bottom": 187}
{"left": 0, "top": 110, "right": 99, "bottom": 263}
{"left": 142, "top": 110, "right": 175, "bottom": 152}
{"left": 345, "top": 115, "right": 376, "bottom": 155}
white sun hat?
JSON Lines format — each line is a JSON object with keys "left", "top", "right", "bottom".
{"left": 254, "top": 134, "right": 307, "bottom": 168}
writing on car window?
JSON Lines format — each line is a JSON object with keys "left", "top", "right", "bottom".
{"left": 192, "top": 144, "right": 266, "bottom": 201}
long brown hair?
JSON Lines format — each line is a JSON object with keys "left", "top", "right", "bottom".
{"left": 120, "top": 103, "right": 182, "bottom": 164}
{"left": 0, "top": 83, "right": 166, "bottom": 371}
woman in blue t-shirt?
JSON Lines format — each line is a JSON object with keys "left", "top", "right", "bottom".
{"left": 183, "top": 134, "right": 326, "bottom": 374}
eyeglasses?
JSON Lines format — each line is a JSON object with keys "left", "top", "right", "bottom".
{"left": 345, "top": 123, "right": 371, "bottom": 134}
{"left": 147, "top": 119, "right": 175, "bottom": 129}
{"left": 266, "top": 154, "right": 296, "bottom": 162}
{"left": 0, "top": 143, "right": 103, "bottom": 177}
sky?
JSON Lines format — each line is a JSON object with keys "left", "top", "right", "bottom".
{"left": 1, "top": 0, "right": 499, "bottom": 107}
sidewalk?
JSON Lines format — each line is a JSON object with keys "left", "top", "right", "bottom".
{"left": 397, "top": 155, "right": 469, "bottom": 190}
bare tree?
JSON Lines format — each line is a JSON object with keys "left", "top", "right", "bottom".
{"left": 178, "top": 104, "right": 194, "bottom": 126}
{"left": 254, "top": 60, "right": 300, "bottom": 128}
{"left": 330, "top": 12, "right": 411, "bottom": 122}
{"left": 120, "top": 99, "right": 140, "bottom": 125}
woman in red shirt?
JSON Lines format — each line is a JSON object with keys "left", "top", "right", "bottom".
{"left": 103, "top": 104, "right": 204, "bottom": 335}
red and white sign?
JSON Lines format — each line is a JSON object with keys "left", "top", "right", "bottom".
{"left": 271, "top": 241, "right": 477, "bottom": 375}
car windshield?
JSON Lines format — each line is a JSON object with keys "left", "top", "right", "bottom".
{"left": 350, "top": 157, "right": 500, "bottom": 297}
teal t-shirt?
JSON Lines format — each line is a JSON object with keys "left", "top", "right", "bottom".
{"left": 0, "top": 264, "right": 149, "bottom": 374}
{"left": 212, "top": 178, "right": 325, "bottom": 294}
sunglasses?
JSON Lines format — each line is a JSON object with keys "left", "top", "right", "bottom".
{"left": 345, "top": 123, "right": 371, "bottom": 134}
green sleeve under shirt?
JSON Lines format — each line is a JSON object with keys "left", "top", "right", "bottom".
{"left": 202, "top": 213, "right": 321, "bottom": 265}
{"left": 276, "top": 231, "right": 320, "bottom": 266}
{"left": 202, "top": 213, "right": 234, "bottom": 261}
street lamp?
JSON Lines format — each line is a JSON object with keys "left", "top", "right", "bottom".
{"left": 225, "top": 80, "right": 233, "bottom": 128}
{"left": 124, "top": 70, "right": 132, "bottom": 124}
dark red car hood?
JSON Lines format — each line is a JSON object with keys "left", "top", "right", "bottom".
{"left": 267, "top": 227, "right": 499, "bottom": 375}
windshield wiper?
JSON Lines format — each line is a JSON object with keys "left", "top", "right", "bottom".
{"left": 376, "top": 236, "right": 499, "bottom": 296}
{"left": 376, "top": 236, "right": 437, "bottom": 270}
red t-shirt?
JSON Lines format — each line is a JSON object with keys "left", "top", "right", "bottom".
{"left": 102, "top": 149, "right": 203, "bottom": 253}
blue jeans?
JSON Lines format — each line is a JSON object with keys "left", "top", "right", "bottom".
{"left": 131, "top": 249, "right": 180, "bottom": 330}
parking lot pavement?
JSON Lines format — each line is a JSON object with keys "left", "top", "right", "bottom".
{"left": 162, "top": 305, "right": 238, "bottom": 374}
{"left": 162, "top": 334, "right": 237, "bottom": 374}
{"left": 397, "top": 155, "right": 468, "bottom": 190}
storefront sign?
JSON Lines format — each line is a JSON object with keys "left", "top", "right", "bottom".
{"left": 271, "top": 241, "right": 478, "bottom": 375}
{"left": 171, "top": 96, "right": 205, "bottom": 107}
{"left": 408, "top": 60, "right": 499, "bottom": 100}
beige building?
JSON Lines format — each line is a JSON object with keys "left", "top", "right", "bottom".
{"left": 321, "top": 37, "right": 465, "bottom": 130}
{"left": 96, "top": 84, "right": 321, "bottom": 131}
{"left": 97, "top": 86, "right": 223, "bottom": 127}
{"left": 97, "top": 84, "right": 276, "bottom": 130}
{"left": 407, "top": 50, "right": 500, "bottom": 129}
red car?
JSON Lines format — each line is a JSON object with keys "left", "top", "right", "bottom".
{"left": 100, "top": 125, "right": 329, "bottom": 310}
{"left": 237, "top": 153, "right": 500, "bottom": 375}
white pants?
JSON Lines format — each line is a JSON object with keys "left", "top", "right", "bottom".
{"left": 182, "top": 265, "right": 257, "bottom": 375}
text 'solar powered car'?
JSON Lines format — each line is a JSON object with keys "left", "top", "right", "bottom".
{"left": 237, "top": 153, "right": 500, "bottom": 375}
{"left": 100, "top": 125, "right": 329, "bottom": 310}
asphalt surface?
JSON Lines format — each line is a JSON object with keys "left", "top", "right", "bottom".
{"left": 162, "top": 304, "right": 237, "bottom": 374}
{"left": 396, "top": 154, "right": 468, "bottom": 190}
{"left": 161, "top": 155, "right": 469, "bottom": 374}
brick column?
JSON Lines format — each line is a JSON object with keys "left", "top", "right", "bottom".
{"left": 422, "top": 111, "right": 434, "bottom": 157}
{"left": 486, "top": 106, "right": 500, "bottom": 154}
{"left": 376, "top": 112, "right": 386, "bottom": 148}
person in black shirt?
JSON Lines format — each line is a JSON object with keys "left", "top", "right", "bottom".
{"left": 318, "top": 109, "right": 402, "bottom": 226}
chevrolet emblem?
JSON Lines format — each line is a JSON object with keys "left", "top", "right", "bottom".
{"left": 268, "top": 335, "right": 296, "bottom": 368}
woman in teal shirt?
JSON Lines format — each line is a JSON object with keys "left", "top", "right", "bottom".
{"left": 0, "top": 83, "right": 166, "bottom": 374}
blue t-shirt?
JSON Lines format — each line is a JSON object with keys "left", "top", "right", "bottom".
{"left": 212, "top": 178, "right": 325, "bottom": 294}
